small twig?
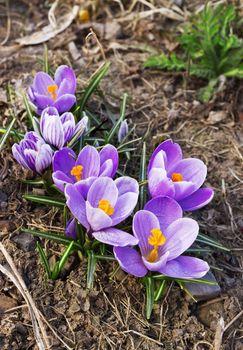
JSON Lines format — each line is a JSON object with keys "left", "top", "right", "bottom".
{"left": 224, "top": 310, "right": 243, "bottom": 332}
{"left": 0, "top": 0, "right": 11, "bottom": 46}
{"left": 85, "top": 28, "right": 106, "bottom": 61}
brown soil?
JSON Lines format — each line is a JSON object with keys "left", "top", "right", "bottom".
{"left": 0, "top": 1, "right": 242, "bottom": 349}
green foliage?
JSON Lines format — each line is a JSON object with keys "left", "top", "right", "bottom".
{"left": 145, "top": 4, "right": 243, "bottom": 102}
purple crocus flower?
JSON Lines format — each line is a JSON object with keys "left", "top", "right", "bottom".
{"left": 114, "top": 196, "right": 209, "bottom": 278}
{"left": 28, "top": 65, "right": 76, "bottom": 114}
{"left": 118, "top": 119, "right": 128, "bottom": 142}
{"left": 12, "top": 132, "right": 53, "bottom": 174}
{"left": 39, "top": 107, "right": 88, "bottom": 149}
{"left": 148, "top": 139, "right": 214, "bottom": 211}
{"left": 65, "top": 176, "right": 139, "bottom": 246}
{"left": 52, "top": 144, "right": 119, "bottom": 192}
{"left": 65, "top": 218, "right": 78, "bottom": 239}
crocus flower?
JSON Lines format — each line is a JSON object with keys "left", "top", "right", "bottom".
{"left": 12, "top": 132, "right": 53, "bottom": 174}
{"left": 28, "top": 65, "right": 76, "bottom": 114}
{"left": 148, "top": 139, "right": 214, "bottom": 211}
{"left": 52, "top": 144, "right": 119, "bottom": 192}
{"left": 114, "top": 196, "right": 209, "bottom": 278}
{"left": 65, "top": 218, "right": 78, "bottom": 239}
{"left": 118, "top": 119, "right": 128, "bottom": 142}
{"left": 65, "top": 176, "right": 139, "bottom": 246}
{"left": 39, "top": 106, "right": 88, "bottom": 149}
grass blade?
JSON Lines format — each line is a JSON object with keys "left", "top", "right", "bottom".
{"left": 87, "top": 250, "right": 97, "bottom": 289}
{"left": 79, "top": 61, "right": 110, "bottom": 112}
{"left": 139, "top": 142, "right": 147, "bottom": 209}
{"left": 22, "top": 228, "right": 83, "bottom": 250}
{"left": 106, "top": 93, "right": 128, "bottom": 143}
{"left": 144, "top": 276, "right": 155, "bottom": 320}
{"left": 36, "top": 241, "right": 52, "bottom": 278}
{"left": 0, "top": 127, "right": 24, "bottom": 139}
{"left": 154, "top": 279, "right": 167, "bottom": 302}
{"left": 52, "top": 241, "right": 75, "bottom": 279}
{"left": 152, "top": 274, "right": 217, "bottom": 286}
{"left": 22, "top": 93, "right": 37, "bottom": 130}
{"left": 0, "top": 118, "right": 16, "bottom": 152}
{"left": 43, "top": 44, "right": 49, "bottom": 73}
{"left": 24, "top": 194, "right": 65, "bottom": 208}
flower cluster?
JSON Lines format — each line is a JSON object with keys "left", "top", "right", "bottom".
{"left": 12, "top": 64, "right": 215, "bottom": 313}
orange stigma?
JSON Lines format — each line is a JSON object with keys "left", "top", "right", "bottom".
{"left": 71, "top": 165, "right": 83, "bottom": 181}
{"left": 171, "top": 172, "right": 183, "bottom": 182}
{"left": 47, "top": 85, "right": 58, "bottom": 100}
{"left": 147, "top": 228, "right": 166, "bottom": 263}
{"left": 98, "top": 199, "right": 114, "bottom": 216}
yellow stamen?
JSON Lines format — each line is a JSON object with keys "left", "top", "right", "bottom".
{"left": 171, "top": 172, "right": 183, "bottom": 182}
{"left": 71, "top": 165, "right": 83, "bottom": 181}
{"left": 98, "top": 199, "right": 114, "bottom": 216}
{"left": 148, "top": 248, "right": 159, "bottom": 263}
{"left": 47, "top": 85, "right": 58, "bottom": 100}
{"left": 147, "top": 228, "right": 166, "bottom": 263}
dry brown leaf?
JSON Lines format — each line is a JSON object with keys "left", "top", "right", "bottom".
{"left": 16, "top": 6, "right": 79, "bottom": 46}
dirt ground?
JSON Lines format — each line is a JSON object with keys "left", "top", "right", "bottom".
{"left": 0, "top": 1, "right": 242, "bottom": 349}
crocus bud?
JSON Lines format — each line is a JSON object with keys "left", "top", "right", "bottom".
{"left": 12, "top": 132, "right": 53, "bottom": 174}
{"left": 65, "top": 218, "right": 78, "bottom": 239}
{"left": 40, "top": 106, "right": 88, "bottom": 149}
{"left": 118, "top": 119, "right": 128, "bottom": 142}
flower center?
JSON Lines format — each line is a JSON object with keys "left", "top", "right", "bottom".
{"left": 47, "top": 85, "right": 58, "bottom": 100}
{"left": 171, "top": 172, "right": 183, "bottom": 182}
{"left": 147, "top": 228, "right": 166, "bottom": 263}
{"left": 98, "top": 199, "right": 114, "bottom": 216}
{"left": 70, "top": 165, "right": 83, "bottom": 181}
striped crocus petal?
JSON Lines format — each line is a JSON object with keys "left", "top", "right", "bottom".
{"left": 40, "top": 107, "right": 64, "bottom": 149}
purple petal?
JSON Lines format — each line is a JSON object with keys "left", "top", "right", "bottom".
{"left": 112, "top": 192, "right": 138, "bottom": 226}
{"left": 52, "top": 170, "right": 74, "bottom": 192}
{"left": 54, "top": 65, "right": 76, "bottom": 94}
{"left": 114, "top": 176, "right": 139, "bottom": 196}
{"left": 118, "top": 120, "right": 128, "bottom": 142}
{"left": 40, "top": 113, "right": 64, "bottom": 149}
{"left": 76, "top": 145, "right": 100, "bottom": 178}
{"left": 144, "top": 196, "right": 182, "bottom": 231}
{"left": 99, "top": 159, "right": 114, "bottom": 177}
{"left": 148, "top": 168, "right": 175, "bottom": 198}
{"left": 151, "top": 149, "right": 167, "bottom": 169}
{"left": 99, "top": 144, "right": 119, "bottom": 178}
{"left": 178, "top": 188, "right": 214, "bottom": 211}
{"left": 60, "top": 112, "right": 75, "bottom": 144}
{"left": 65, "top": 218, "right": 77, "bottom": 239}
{"left": 162, "top": 218, "right": 199, "bottom": 260}
{"left": 53, "top": 94, "right": 76, "bottom": 113}
{"left": 87, "top": 177, "right": 118, "bottom": 208}
{"left": 148, "top": 139, "right": 182, "bottom": 173}
{"left": 32, "top": 93, "right": 54, "bottom": 110}
{"left": 133, "top": 210, "right": 160, "bottom": 257}
{"left": 173, "top": 181, "right": 196, "bottom": 201}
{"left": 169, "top": 158, "right": 207, "bottom": 191}
{"left": 35, "top": 144, "right": 53, "bottom": 174}
{"left": 65, "top": 184, "right": 90, "bottom": 230}
{"left": 40, "top": 106, "right": 59, "bottom": 130}
{"left": 74, "top": 116, "right": 88, "bottom": 137}
{"left": 52, "top": 147, "right": 76, "bottom": 175}
{"left": 142, "top": 251, "right": 170, "bottom": 272}
{"left": 74, "top": 177, "right": 97, "bottom": 199}
{"left": 33, "top": 72, "right": 55, "bottom": 94}
{"left": 86, "top": 201, "right": 112, "bottom": 231}
{"left": 23, "top": 149, "right": 37, "bottom": 171}
{"left": 93, "top": 228, "right": 138, "bottom": 247}
{"left": 12, "top": 144, "right": 31, "bottom": 170}
{"left": 114, "top": 246, "right": 148, "bottom": 277}
{"left": 158, "top": 256, "right": 209, "bottom": 279}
